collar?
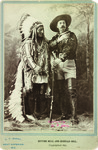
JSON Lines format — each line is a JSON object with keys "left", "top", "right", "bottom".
{"left": 58, "top": 31, "right": 70, "bottom": 36}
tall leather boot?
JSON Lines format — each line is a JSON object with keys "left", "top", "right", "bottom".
{"left": 69, "top": 89, "right": 79, "bottom": 125}
{"left": 56, "top": 80, "right": 68, "bottom": 121}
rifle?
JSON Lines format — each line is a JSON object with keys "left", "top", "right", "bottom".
{"left": 49, "top": 67, "right": 54, "bottom": 123}
{"left": 49, "top": 52, "right": 56, "bottom": 123}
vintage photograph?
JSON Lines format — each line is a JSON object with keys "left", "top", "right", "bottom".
{"left": 4, "top": 2, "right": 94, "bottom": 132}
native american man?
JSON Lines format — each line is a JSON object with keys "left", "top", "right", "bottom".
{"left": 6, "top": 14, "right": 50, "bottom": 122}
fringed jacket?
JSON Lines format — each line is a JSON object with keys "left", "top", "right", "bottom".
{"left": 21, "top": 38, "right": 49, "bottom": 91}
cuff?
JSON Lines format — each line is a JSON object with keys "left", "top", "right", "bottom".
{"left": 59, "top": 62, "right": 64, "bottom": 68}
{"left": 55, "top": 58, "right": 62, "bottom": 64}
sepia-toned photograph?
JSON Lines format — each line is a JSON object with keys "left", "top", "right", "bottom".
{"left": 3, "top": 2, "right": 94, "bottom": 133}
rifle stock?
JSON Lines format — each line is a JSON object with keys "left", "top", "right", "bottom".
{"left": 50, "top": 96, "right": 53, "bottom": 123}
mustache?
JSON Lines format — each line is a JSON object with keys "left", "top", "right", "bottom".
{"left": 61, "top": 25, "right": 66, "bottom": 28}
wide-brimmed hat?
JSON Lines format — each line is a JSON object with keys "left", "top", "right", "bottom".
{"left": 50, "top": 14, "right": 71, "bottom": 32}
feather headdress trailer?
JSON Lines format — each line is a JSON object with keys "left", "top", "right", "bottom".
{"left": 4, "top": 14, "right": 39, "bottom": 123}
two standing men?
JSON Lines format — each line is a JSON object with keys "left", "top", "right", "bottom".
{"left": 18, "top": 14, "right": 78, "bottom": 124}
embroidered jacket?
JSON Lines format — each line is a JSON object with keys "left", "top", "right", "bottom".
{"left": 49, "top": 31, "right": 77, "bottom": 61}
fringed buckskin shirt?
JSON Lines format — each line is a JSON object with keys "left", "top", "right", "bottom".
{"left": 21, "top": 38, "right": 49, "bottom": 91}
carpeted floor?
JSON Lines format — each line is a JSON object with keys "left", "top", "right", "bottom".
{"left": 4, "top": 113, "right": 93, "bottom": 132}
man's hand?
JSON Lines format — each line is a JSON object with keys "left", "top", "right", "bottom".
{"left": 34, "top": 66, "right": 41, "bottom": 74}
{"left": 59, "top": 53, "right": 67, "bottom": 61}
{"left": 53, "top": 58, "right": 62, "bottom": 68}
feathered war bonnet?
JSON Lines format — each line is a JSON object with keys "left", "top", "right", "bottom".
{"left": 19, "top": 13, "right": 43, "bottom": 42}
{"left": 19, "top": 14, "right": 44, "bottom": 63}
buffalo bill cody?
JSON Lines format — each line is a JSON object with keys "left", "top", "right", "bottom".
{"left": 49, "top": 14, "right": 79, "bottom": 125}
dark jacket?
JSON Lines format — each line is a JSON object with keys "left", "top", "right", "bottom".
{"left": 49, "top": 31, "right": 77, "bottom": 61}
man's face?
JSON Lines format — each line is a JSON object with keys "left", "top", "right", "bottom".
{"left": 57, "top": 20, "right": 66, "bottom": 33}
{"left": 37, "top": 26, "right": 44, "bottom": 37}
